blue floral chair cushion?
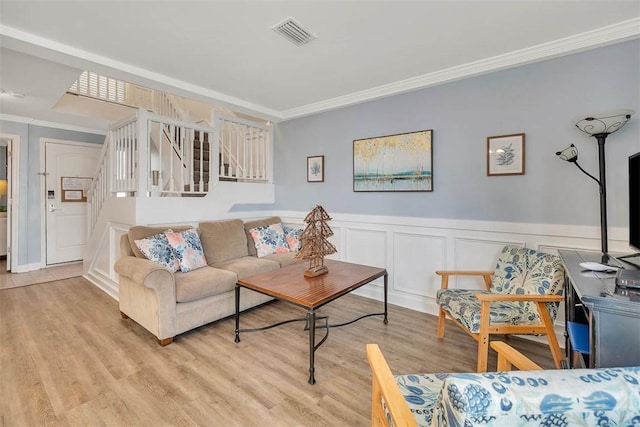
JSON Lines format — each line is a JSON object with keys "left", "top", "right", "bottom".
{"left": 393, "top": 367, "right": 640, "bottom": 427}
{"left": 490, "top": 245, "right": 565, "bottom": 317}
{"left": 393, "top": 373, "right": 452, "bottom": 426}
{"left": 436, "top": 289, "right": 551, "bottom": 333}
{"left": 433, "top": 367, "right": 640, "bottom": 426}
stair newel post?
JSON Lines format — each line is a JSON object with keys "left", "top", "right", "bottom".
{"left": 212, "top": 110, "right": 221, "bottom": 185}
{"left": 196, "top": 129, "right": 203, "bottom": 190}
{"left": 242, "top": 123, "right": 247, "bottom": 179}
{"left": 108, "top": 127, "right": 116, "bottom": 195}
{"left": 187, "top": 127, "right": 194, "bottom": 192}
{"left": 267, "top": 122, "right": 274, "bottom": 184}
{"left": 179, "top": 124, "right": 186, "bottom": 192}
{"left": 137, "top": 109, "right": 150, "bottom": 196}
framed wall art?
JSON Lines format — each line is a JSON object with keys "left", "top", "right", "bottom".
{"left": 353, "top": 129, "right": 433, "bottom": 192}
{"left": 487, "top": 133, "right": 525, "bottom": 176}
{"left": 307, "top": 155, "right": 324, "bottom": 182}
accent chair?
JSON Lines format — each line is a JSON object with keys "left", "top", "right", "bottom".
{"left": 435, "top": 245, "right": 565, "bottom": 372}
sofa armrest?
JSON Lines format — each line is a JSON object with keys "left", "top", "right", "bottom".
{"left": 114, "top": 256, "right": 176, "bottom": 294}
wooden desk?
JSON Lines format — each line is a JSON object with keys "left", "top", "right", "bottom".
{"left": 559, "top": 250, "right": 640, "bottom": 368}
{"left": 234, "top": 259, "right": 388, "bottom": 384}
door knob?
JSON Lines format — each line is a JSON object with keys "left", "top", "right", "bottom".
{"left": 48, "top": 204, "right": 61, "bottom": 212}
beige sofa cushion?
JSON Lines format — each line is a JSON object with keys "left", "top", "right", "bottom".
{"left": 199, "top": 219, "right": 248, "bottom": 264}
{"left": 243, "top": 216, "right": 283, "bottom": 256}
{"left": 127, "top": 225, "right": 192, "bottom": 259}
{"left": 174, "top": 266, "right": 238, "bottom": 303}
{"left": 263, "top": 252, "right": 304, "bottom": 267}
{"left": 213, "top": 256, "right": 280, "bottom": 279}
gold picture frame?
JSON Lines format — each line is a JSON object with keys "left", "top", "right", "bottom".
{"left": 353, "top": 129, "right": 433, "bottom": 192}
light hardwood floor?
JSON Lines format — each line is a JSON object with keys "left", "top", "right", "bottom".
{"left": 0, "top": 276, "right": 555, "bottom": 426}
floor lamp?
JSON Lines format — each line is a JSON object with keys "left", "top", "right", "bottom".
{"left": 556, "top": 111, "right": 633, "bottom": 264}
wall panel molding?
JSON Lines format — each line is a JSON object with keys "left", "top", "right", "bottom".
{"left": 279, "top": 210, "right": 629, "bottom": 319}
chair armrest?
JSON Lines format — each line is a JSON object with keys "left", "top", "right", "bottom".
{"left": 366, "top": 344, "right": 417, "bottom": 427}
{"left": 435, "top": 270, "right": 493, "bottom": 290}
{"left": 474, "top": 294, "right": 563, "bottom": 303}
{"left": 491, "top": 341, "right": 542, "bottom": 371}
{"left": 435, "top": 270, "right": 494, "bottom": 276}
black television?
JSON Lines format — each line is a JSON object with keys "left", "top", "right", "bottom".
{"left": 620, "top": 151, "right": 640, "bottom": 264}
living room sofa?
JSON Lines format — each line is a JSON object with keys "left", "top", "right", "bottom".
{"left": 114, "top": 217, "right": 303, "bottom": 345}
{"left": 367, "top": 341, "right": 640, "bottom": 427}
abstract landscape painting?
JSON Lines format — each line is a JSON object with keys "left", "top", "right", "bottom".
{"left": 353, "top": 130, "right": 433, "bottom": 192}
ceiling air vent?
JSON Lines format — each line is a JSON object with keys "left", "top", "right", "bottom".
{"left": 272, "top": 17, "right": 317, "bottom": 46}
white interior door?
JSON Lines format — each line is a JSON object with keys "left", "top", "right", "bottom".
{"left": 45, "top": 141, "right": 101, "bottom": 265}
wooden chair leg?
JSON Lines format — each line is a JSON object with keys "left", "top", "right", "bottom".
{"left": 476, "top": 332, "right": 489, "bottom": 372}
{"left": 537, "top": 302, "right": 563, "bottom": 369}
{"left": 476, "top": 301, "right": 491, "bottom": 372}
{"left": 437, "top": 308, "right": 447, "bottom": 338}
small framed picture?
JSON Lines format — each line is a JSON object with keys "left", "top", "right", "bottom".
{"left": 487, "top": 133, "right": 525, "bottom": 176}
{"left": 307, "top": 155, "right": 324, "bottom": 182}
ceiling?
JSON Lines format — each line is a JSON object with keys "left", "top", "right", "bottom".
{"left": 1, "top": 1, "right": 639, "bottom": 133}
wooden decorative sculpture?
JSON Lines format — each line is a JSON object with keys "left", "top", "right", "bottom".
{"left": 295, "top": 205, "right": 337, "bottom": 277}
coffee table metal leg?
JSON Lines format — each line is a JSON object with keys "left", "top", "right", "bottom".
{"left": 308, "top": 309, "right": 316, "bottom": 384}
{"left": 234, "top": 285, "right": 241, "bottom": 343}
{"left": 384, "top": 272, "right": 388, "bottom": 324}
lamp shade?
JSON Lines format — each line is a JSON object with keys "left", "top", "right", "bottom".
{"left": 0, "top": 180, "right": 7, "bottom": 196}
{"left": 574, "top": 110, "right": 633, "bottom": 136}
{"left": 556, "top": 144, "right": 578, "bottom": 162}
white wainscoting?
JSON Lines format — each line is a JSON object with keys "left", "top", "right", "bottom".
{"left": 279, "top": 210, "right": 631, "bottom": 341}
{"left": 85, "top": 207, "right": 630, "bottom": 346}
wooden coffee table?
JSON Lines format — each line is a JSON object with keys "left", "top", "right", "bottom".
{"left": 234, "top": 259, "right": 388, "bottom": 384}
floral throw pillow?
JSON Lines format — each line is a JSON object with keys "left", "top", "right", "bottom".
{"left": 164, "top": 229, "right": 208, "bottom": 272}
{"left": 283, "top": 225, "right": 303, "bottom": 252}
{"left": 249, "top": 223, "right": 290, "bottom": 258}
{"left": 134, "top": 229, "right": 180, "bottom": 272}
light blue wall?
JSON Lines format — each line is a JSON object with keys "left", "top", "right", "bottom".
{"left": 0, "top": 120, "right": 104, "bottom": 266}
{"left": 260, "top": 40, "right": 640, "bottom": 228}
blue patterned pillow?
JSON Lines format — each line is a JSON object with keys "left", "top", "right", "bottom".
{"left": 134, "top": 229, "right": 180, "bottom": 272}
{"left": 249, "top": 223, "right": 290, "bottom": 258}
{"left": 283, "top": 225, "right": 303, "bottom": 251}
{"left": 165, "top": 229, "right": 208, "bottom": 273}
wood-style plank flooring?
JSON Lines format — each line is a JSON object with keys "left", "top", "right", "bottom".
{"left": 0, "top": 276, "right": 555, "bottom": 426}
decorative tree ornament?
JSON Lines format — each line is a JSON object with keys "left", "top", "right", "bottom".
{"left": 295, "top": 205, "right": 337, "bottom": 277}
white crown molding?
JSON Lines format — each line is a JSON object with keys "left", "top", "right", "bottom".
{"left": 280, "top": 17, "right": 640, "bottom": 120}
{"left": 2, "top": 18, "right": 639, "bottom": 123}
{"left": 0, "top": 25, "right": 282, "bottom": 121}
{"left": 0, "top": 114, "right": 108, "bottom": 135}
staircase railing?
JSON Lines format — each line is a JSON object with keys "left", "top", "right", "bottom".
{"left": 88, "top": 109, "right": 272, "bottom": 230}
{"left": 148, "top": 115, "right": 215, "bottom": 194}
{"left": 214, "top": 112, "right": 272, "bottom": 182}
{"left": 152, "top": 91, "right": 185, "bottom": 122}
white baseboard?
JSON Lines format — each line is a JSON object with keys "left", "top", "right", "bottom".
{"left": 11, "top": 262, "right": 44, "bottom": 273}
{"left": 83, "top": 271, "right": 118, "bottom": 301}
